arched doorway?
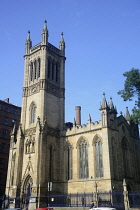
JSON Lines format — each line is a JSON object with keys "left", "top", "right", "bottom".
{"left": 22, "top": 175, "right": 33, "bottom": 209}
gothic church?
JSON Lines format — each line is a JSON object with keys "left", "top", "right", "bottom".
{"left": 5, "top": 21, "right": 140, "bottom": 209}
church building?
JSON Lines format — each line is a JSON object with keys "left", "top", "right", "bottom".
{"left": 5, "top": 21, "right": 140, "bottom": 209}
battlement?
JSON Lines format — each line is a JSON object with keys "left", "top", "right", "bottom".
{"left": 30, "top": 42, "right": 41, "bottom": 53}
{"left": 66, "top": 120, "right": 102, "bottom": 136}
{"left": 48, "top": 42, "right": 61, "bottom": 55}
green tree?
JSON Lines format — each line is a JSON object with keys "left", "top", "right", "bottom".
{"left": 118, "top": 68, "right": 140, "bottom": 124}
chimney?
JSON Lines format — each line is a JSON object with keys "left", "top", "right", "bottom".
{"left": 75, "top": 106, "right": 81, "bottom": 126}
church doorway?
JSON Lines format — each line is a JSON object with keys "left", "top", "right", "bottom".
{"left": 22, "top": 175, "right": 33, "bottom": 209}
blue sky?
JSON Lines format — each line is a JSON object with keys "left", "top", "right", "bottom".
{"left": 0, "top": 0, "right": 140, "bottom": 124}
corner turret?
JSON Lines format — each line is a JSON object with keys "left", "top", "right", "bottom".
{"left": 109, "top": 97, "right": 117, "bottom": 116}
{"left": 100, "top": 93, "right": 109, "bottom": 127}
{"left": 42, "top": 20, "right": 48, "bottom": 45}
{"left": 59, "top": 32, "right": 65, "bottom": 55}
{"left": 25, "top": 30, "right": 32, "bottom": 55}
{"left": 125, "top": 107, "right": 131, "bottom": 124}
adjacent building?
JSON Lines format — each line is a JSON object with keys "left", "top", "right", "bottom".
{"left": 0, "top": 98, "right": 21, "bottom": 198}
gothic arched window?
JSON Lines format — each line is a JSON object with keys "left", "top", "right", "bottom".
{"left": 79, "top": 138, "right": 89, "bottom": 179}
{"left": 48, "top": 59, "right": 51, "bottom": 79}
{"left": 95, "top": 137, "right": 103, "bottom": 178}
{"left": 111, "top": 137, "right": 118, "bottom": 179}
{"left": 122, "top": 137, "right": 130, "bottom": 177}
{"left": 30, "top": 103, "right": 36, "bottom": 124}
{"left": 65, "top": 143, "right": 72, "bottom": 180}
{"left": 52, "top": 62, "right": 55, "bottom": 80}
{"left": 30, "top": 62, "right": 33, "bottom": 81}
{"left": 56, "top": 63, "right": 59, "bottom": 82}
{"left": 38, "top": 58, "right": 41, "bottom": 78}
{"left": 34, "top": 60, "right": 37, "bottom": 79}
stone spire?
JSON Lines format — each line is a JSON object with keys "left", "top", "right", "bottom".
{"left": 42, "top": 20, "right": 48, "bottom": 45}
{"left": 88, "top": 114, "right": 92, "bottom": 123}
{"left": 59, "top": 32, "right": 65, "bottom": 55}
{"left": 109, "top": 97, "right": 114, "bottom": 110}
{"left": 25, "top": 30, "right": 32, "bottom": 55}
{"left": 109, "top": 97, "right": 117, "bottom": 114}
{"left": 100, "top": 93, "right": 109, "bottom": 110}
{"left": 125, "top": 107, "right": 131, "bottom": 122}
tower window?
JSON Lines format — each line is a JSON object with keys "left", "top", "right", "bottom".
{"left": 52, "top": 62, "right": 54, "bottom": 80}
{"left": 48, "top": 59, "right": 50, "bottom": 79}
{"left": 30, "top": 62, "right": 33, "bottom": 81}
{"left": 56, "top": 63, "right": 59, "bottom": 82}
{"left": 30, "top": 103, "right": 36, "bottom": 124}
{"left": 38, "top": 58, "right": 41, "bottom": 78}
{"left": 34, "top": 60, "right": 37, "bottom": 79}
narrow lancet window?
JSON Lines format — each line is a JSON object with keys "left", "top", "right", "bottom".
{"left": 34, "top": 60, "right": 37, "bottom": 79}
{"left": 95, "top": 138, "right": 103, "bottom": 178}
{"left": 66, "top": 144, "right": 72, "bottom": 180}
{"left": 30, "top": 62, "right": 33, "bottom": 81}
{"left": 38, "top": 58, "right": 41, "bottom": 78}
{"left": 30, "top": 103, "right": 36, "bottom": 124}
{"left": 79, "top": 139, "right": 89, "bottom": 179}
{"left": 56, "top": 63, "right": 59, "bottom": 82}
{"left": 48, "top": 59, "right": 50, "bottom": 79}
{"left": 52, "top": 62, "right": 54, "bottom": 80}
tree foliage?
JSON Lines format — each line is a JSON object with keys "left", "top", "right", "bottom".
{"left": 118, "top": 68, "right": 140, "bottom": 124}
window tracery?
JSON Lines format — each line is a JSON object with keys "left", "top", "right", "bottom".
{"left": 38, "top": 58, "right": 41, "bottom": 78}
{"left": 65, "top": 143, "right": 72, "bottom": 180}
{"left": 30, "top": 102, "right": 36, "bottom": 124}
{"left": 79, "top": 138, "right": 89, "bottom": 179}
{"left": 94, "top": 137, "right": 103, "bottom": 178}
{"left": 30, "top": 62, "right": 33, "bottom": 81}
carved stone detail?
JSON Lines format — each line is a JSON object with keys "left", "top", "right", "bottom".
{"left": 25, "top": 127, "right": 36, "bottom": 136}
{"left": 22, "top": 80, "right": 64, "bottom": 98}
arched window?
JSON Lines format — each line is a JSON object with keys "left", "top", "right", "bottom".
{"left": 111, "top": 137, "right": 118, "bottom": 179}
{"left": 48, "top": 59, "right": 51, "bottom": 79}
{"left": 30, "top": 103, "right": 36, "bottom": 124}
{"left": 95, "top": 137, "right": 103, "bottom": 178}
{"left": 34, "top": 60, "right": 37, "bottom": 79}
{"left": 79, "top": 138, "right": 89, "bottom": 179}
{"left": 56, "top": 63, "right": 59, "bottom": 82}
{"left": 30, "top": 62, "right": 33, "bottom": 81}
{"left": 65, "top": 143, "right": 72, "bottom": 180}
{"left": 122, "top": 137, "right": 130, "bottom": 177}
{"left": 52, "top": 62, "right": 54, "bottom": 80}
{"left": 38, "top": 58, "right": 41, "bottom": 78}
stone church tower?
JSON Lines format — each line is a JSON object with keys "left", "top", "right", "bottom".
{"left": 5, "top": 21, "right": 140, "bottom": 210}
{"left": 5, "top": 21, "right": 66, "bottom": 209}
